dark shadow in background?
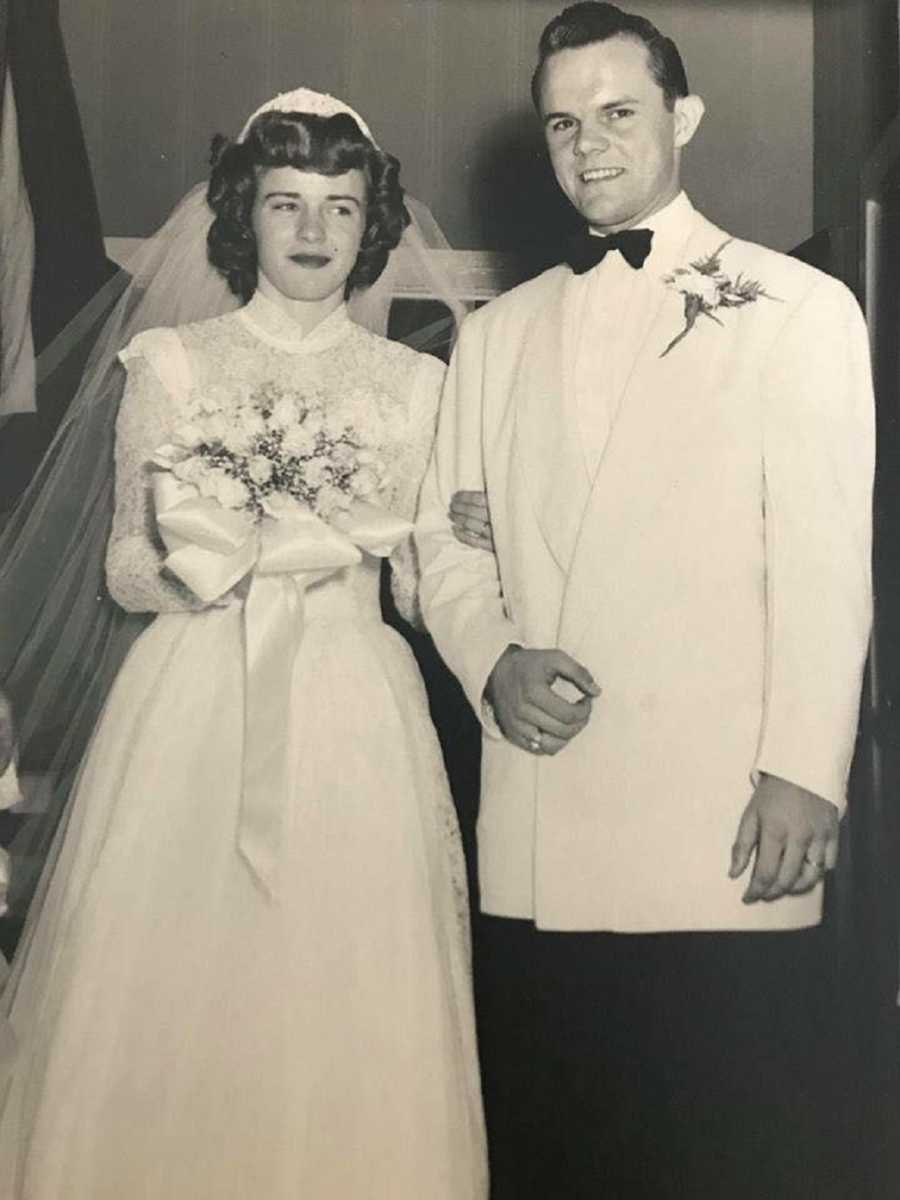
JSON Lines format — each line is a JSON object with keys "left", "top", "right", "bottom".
{"left": 469, "top": 109, "right": 579, "bottom": 277}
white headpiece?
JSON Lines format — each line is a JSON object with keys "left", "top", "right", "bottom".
{"left": 238, "top": 88, "right": 377, "bottom": 146}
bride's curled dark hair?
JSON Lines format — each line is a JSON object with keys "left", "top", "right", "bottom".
{"left": 207, "top": 110, "right": 410, "bottom": 303}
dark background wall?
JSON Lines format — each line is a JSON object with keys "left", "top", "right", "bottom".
{"left": 60, "top": 0, "right": 814, "bottom": 253}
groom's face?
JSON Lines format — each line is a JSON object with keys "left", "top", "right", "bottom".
{"left": 539, "top": 35, "right": 689, "bottom": 232}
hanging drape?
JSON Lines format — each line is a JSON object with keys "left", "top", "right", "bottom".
{"left": 0, "top": 0, "right": 118, "bottom": 513}
{"left": 0, "top": 0, "right": 36, "bottom": 426}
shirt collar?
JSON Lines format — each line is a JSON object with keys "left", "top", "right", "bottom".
{"left": 238, "top": 290, "right": 353, "bottom": 355}
{"left": 640, "top": 191, "right": 696, "bottom": 275}
{"left": 585, "top": 191, "right": 696, "bottom": 278}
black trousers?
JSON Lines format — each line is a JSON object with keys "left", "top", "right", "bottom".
{"left": 475, "top": 915, "right": 854, "bottom": 1200}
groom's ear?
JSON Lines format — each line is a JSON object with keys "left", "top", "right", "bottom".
{"left": 673, "top": 94, "right": 705, "bottom": 149}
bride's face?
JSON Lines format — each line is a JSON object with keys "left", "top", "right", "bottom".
{"left": 251, "top": 165, "right": 367, "bottom": 306}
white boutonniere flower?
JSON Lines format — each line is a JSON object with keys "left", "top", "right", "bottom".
{"left": 661, "top": 240, "right": 780, "bottom": 357}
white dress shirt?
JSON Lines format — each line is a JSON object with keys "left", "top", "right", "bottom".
{"left": 567, "top": 191, "right": 698, "bottom": 476}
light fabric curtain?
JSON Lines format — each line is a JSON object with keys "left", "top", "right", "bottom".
{"left": 0, "top": 70, "right": 36, "bottom": 421}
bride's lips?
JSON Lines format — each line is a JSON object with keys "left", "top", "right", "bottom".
{"left": 289, "top": 253, "right": 331, "bottom": 268}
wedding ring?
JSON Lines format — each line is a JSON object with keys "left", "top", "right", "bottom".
{"left": 804, "top": 852, "right": 825, "bottom": 870}
{"left": 527, "top": 735, "right": 541, "bottom": 754}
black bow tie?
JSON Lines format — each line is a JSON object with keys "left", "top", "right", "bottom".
{"left": 565, "top": 226, "right": 654, "bottom": 274}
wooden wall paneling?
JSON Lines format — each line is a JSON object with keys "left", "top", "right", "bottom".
{"left": 424, "top": 0, "right": 566, "bottom": 255}
{"left": 62, "top": 0, "right": 816, "bottom": 253}
{"left": 178, "top": 0, "right": 276, "bottom": 192}
{"left": 99, "top": 0, "right": 193, "bottom": 233}
{"left": 337, "top": 0, "right": 443, "bottom": 219}
{"left": 266, "top": 0, "right": 354, "bottom": 106}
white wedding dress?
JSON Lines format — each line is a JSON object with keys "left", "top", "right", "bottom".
{"left": 0, "top": 293, "right": 487, "bottom": 1199}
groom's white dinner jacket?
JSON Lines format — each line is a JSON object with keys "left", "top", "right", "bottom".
{"left": 416, "top": 194, "right": 874, "bottom": 933}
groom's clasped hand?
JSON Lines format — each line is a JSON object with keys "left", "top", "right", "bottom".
{"left": 449, "top": 488, "right": 600, "bottom": 757}
{"left": 486, "top": 643, "right": 600, "bottom": 757}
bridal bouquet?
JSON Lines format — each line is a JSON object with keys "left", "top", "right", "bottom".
{"left": 150, "top": 379, "right": 411, "bottom": 610}
{"left": 153, "top": 380, "right": 392, "bottom": 521}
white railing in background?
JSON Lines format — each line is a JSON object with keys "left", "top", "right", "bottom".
{"left": 105, "top": 239, "right": 525, "bottom": 303}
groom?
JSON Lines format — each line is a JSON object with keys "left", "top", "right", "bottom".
{"left": 417, "top": 4, "right": 874, "bottom": 1198}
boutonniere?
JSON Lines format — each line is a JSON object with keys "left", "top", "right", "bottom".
{"left": 660, "top": 240, "right": 780, "bottom": 357}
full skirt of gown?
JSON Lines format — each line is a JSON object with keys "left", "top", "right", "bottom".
{"left": 0, "top": 560, "right": 487, "bottom": 1199}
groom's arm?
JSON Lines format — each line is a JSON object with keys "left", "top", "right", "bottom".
{"left": 417, "top": 320, "right": 598, "bottom": 751}
{"left": 415, "top": 319, "right": 522, "bottom": 735}
{"left": 732, "top": 274, "right": 874, "bottom": 901}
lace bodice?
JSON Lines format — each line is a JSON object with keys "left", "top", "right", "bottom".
{"left": 107, "top": 294, "right": 445, "bottom": 623}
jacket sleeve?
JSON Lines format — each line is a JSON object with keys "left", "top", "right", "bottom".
{"left": 414, "top": 315, "right": 523, "bottom": 734}
{"left": 753, "top": 275, "right": 874, "bottom": 811}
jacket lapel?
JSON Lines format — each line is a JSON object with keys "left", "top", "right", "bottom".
{"left": 512, "top": 268, "right": 593, "bottom": 572}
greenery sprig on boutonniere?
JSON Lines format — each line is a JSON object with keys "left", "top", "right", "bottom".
{"left": 661, "top": 240, "right": 780, "bottom": 357}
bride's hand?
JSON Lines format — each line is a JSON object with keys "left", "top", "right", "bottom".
{"left": 450, "top": 490, "right": 494, "bottom": 552}
{"left": 0, "top": 689, "right": 15, "bottom": 775}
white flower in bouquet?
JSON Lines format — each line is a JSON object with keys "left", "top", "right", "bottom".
{"left": 317, "top": 483, "right": 349, "bottom": 517}
{"left": 330, "top": 442, "right": 358, "bottom": 471}
{"left": 302, "top": 458, "right": 332, "bottom": 490}
{"left": 238, "top": 409, "right": 266, "bottom": 440}
{"left": 248, "top": 455, "right": 274, "bottom": 485}
{"left": 201, "top": 470, "right": 250, "bottom": 511}
{"left": 221, "top": 425, "right": 254, "bottom": 455}
{"left": 353, "top": 466, "right": 380, "bottom": 498}
{"left": 303, "top": 410, "right": 325, "bottom": 438}
{"left": 173, "top": 455, "right": 207, "bottom": 486}
{"left": 323, "top": 411, "right": 351, "bottom": 441}
{"left": 281, "top": 424, "right": 318, "bottom": 458}
{"left": 203, "top": 412, "right": 229, "bottom": 444}
{"left": 270, "top": 396, "right": 299, "bottom": 429}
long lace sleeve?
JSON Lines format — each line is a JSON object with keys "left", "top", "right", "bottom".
{"left": 387, "top": 353, "right": 445, "bottom": 628}
{"left": 106, "top": 342, "right": 202, "bottom": 614}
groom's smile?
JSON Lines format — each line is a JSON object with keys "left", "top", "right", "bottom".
{"left": 579, "top": 166, "right": 625, "bottom": 183}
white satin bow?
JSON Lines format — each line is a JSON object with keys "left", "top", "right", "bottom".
{"left": 153, "top": 474, "right": 413, "bottom": 896}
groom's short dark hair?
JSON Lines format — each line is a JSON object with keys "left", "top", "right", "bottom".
{"left": 532, "top": 3, "right": 689, "bottom": 112}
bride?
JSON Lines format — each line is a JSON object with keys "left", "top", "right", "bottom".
{"left": 0, "top": 89, "right": 488, "bottom": 1198}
